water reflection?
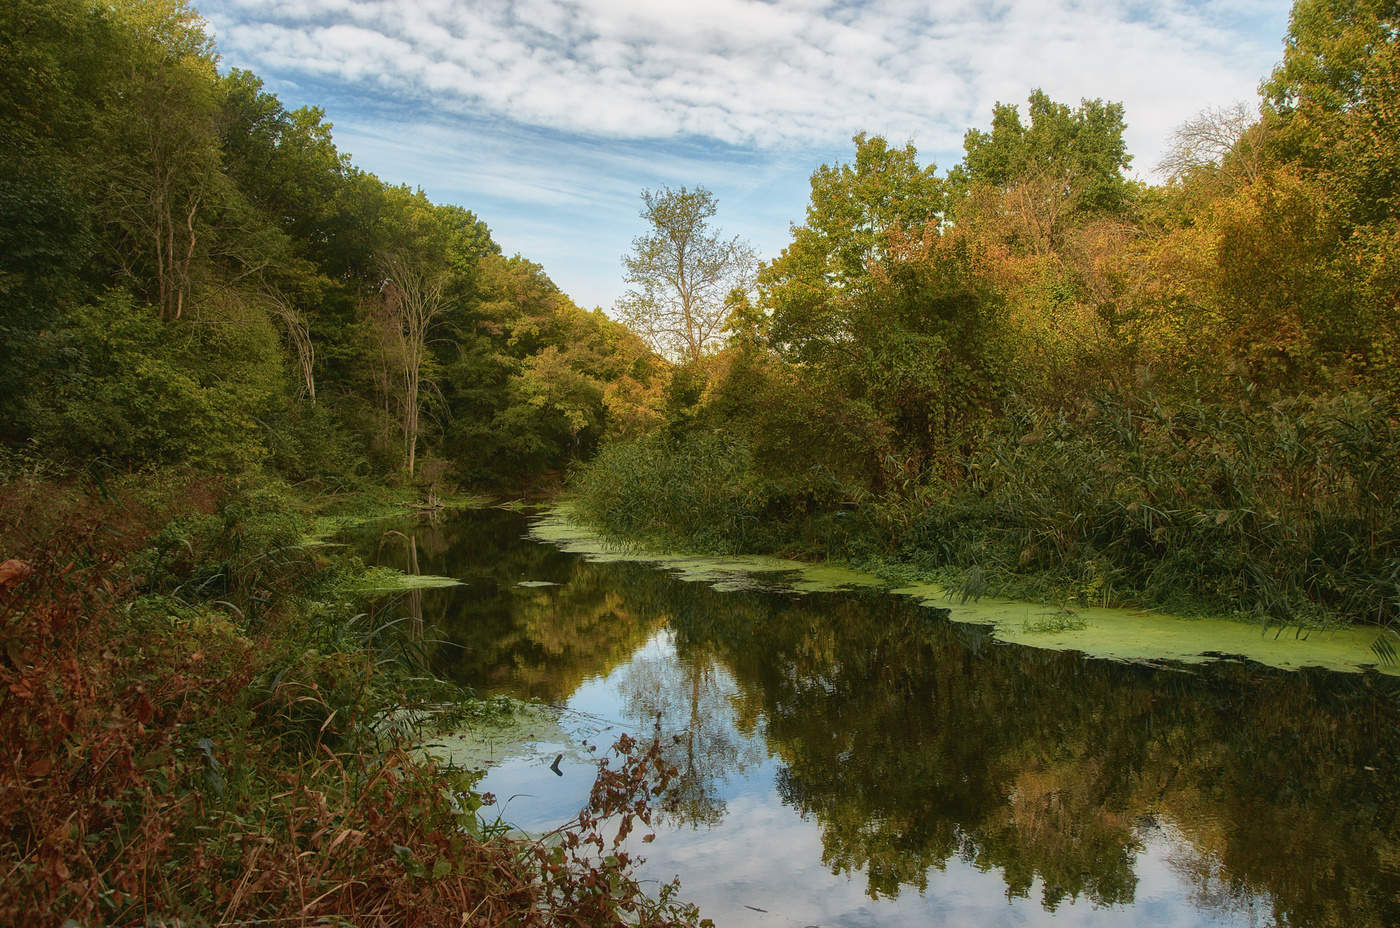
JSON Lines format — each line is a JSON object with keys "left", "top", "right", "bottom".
{"left": 347, "top": 510, "right": 1400, "bottom": 928}
{"left": 618, "top": 630, "right": 764, "bottom": 827}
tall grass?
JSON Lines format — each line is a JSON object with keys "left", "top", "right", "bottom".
{"left": 570, "top": 389, "right": 1400, "bottom": 626}
{"left": 571, "top": 432, "right": 778, "bottom": 553}
{"left": 891, "top": 390, "right": 1400, "bottom": 624}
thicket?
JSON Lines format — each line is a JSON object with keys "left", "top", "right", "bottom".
{"left": 0, "top": 473, "right": 705, "bottom": 925}
{"left": 571, "top": 0, "right": 1400, "bottom": 628}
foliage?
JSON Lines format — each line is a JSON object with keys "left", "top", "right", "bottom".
{"left": 949, "top": 89, "right": 1132, "bottom": 221}
{"left": 617, "top": 186, "right": 756, "bottom": 363}
{"left": 1, "top": 0, "right": 655, "bottom": 492}
{"left": 570, "top": 432, "right": 776, "bottom": 553}
{"left": 22, "top": 290, "right": 280, "bottom": 470}
{"left": 0, "top": 474, "right": 708, "bottom": 926}
{"left": 573, "top": 58, "right": 1400, "bottom": 628}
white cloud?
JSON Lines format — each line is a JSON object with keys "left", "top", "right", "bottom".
{"left": 200, "top": 0, "right": 1292, "bottom": 309}
{"left": 205, "top": 0, "right": 1288, "bottom": 172}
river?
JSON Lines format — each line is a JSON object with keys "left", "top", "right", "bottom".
{"left": 345, "top": 507, "right": 1400, "bottom": 928}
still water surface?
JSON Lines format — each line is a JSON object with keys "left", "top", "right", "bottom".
{"left": 346, "top": 508, "right": 1400, "bottom": 928}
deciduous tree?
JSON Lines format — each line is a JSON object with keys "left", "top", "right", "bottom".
{"left": 617, "top": 186, "right": 755, "bottom": 363}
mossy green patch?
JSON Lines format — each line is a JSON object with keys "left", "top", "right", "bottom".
{"left": 342, "top": 565, "right": 462, "bottom": 592}
{"left": 892, "top": 583, "right": 1397, "bottom": 676}
{"left": 537, "top": 507, "right": 1397, "bottom": 676}
{"left": 531, "top": 509, "right": 880, "bottom": 593}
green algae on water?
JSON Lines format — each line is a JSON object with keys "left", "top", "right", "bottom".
{"left": 532, "top": 507, "right": 1396, "bottom": 676}
{"left": 891, "top": 581, "right": 1396, "bottom": 676}
{"left": 530, "top": 508, "right": 882, "bottom": 593}
{"left": 343, "top": 565, "right": 462, "bottom": 592}
{"left": 415, "top": 702, "right": 587, "bottom": 772}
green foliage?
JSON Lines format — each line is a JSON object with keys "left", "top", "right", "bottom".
{"left": 2, "top": 0, "right": 650, "bottom": 492}
{"left": 755, "top": 135, "right": 1010, "bottom": 486}
{"left": 897, "top": 391, "right": 1400, "bottom": 623}
{"left": 24, "top": 291, "right": 280, "bottom": 471}
{"left": 761, "top": 133, "right": 943, "bottom": 359}
{"left": 950, "top": 89, "right": 1132, "bottom": 217}
{"left": 443, "top": 255, "right": 662, "bottom": 485}
{"left": 571, "top": 433, "right": 780, "bottom": 553}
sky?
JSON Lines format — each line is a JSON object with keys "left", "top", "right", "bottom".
{"left": 200, "top": 0, "right": 1295, "bottom": 312}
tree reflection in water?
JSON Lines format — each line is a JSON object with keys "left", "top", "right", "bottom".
{"left": 347, "top": 509, "right": 1400, "bottom": 927}
{"left": 615, "top": 630, "right": 764, "bottom": 827}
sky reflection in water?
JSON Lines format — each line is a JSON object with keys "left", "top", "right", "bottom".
{"left": 347, "top": 509, "right": 1400, "bottom": 928}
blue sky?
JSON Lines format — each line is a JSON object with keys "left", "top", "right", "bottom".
{"left": 200, "top": 0, "right": 1294, "bottom": 311}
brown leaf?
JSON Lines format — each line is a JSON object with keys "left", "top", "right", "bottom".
{"left": 0, "top": 559, "right": 34, "bottom": 589}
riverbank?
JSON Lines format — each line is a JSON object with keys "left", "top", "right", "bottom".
{"left": 0, "top": 471, "right": 704, "bottom": 926}
{"left": 535, "top": 504, "right": 1398, "bottom": 676}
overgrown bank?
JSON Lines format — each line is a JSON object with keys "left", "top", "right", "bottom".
{"left": 569, "top": 387, "right": 1400, "bottom": 631}
{"left": 0, "top": 472, "right": 704, "bottom": 926}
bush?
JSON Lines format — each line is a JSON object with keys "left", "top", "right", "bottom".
{"left": 24, "top": 291, "right": 283, "bottom": 472}
{"left": 572, "top": 432, "right": 780, "bottom": 553}
{"left": 894, "top": 390, "right": 1400, "bottom": 623}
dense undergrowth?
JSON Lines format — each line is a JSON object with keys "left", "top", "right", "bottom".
{"left": 571, "top": 389, "right": 1400, "bottom": 628}
{"left": 0, "top": 471, "right": 705, "bottom": 927}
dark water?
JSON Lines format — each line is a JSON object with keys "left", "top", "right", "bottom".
{"left": 346, "top": 509, "right": 1400, "bottom": 928}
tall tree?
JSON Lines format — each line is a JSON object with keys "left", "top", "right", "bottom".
{"left": 759, "top": 133, "right": 944, "bottom": 362}
{"left": 1262, "top": 0, "right": 1400, "bottom": 382}
{"left": 949, "top": 90, "right": 1132, "bottom": 248}
{"left": 98, "top": 0, "right": 225, "bottom": 320}
{"left": 617, "top": 186, "right": 755, "bottom": 363}
{"left": 375, "top": 248, "right": 447, "bottom": 478}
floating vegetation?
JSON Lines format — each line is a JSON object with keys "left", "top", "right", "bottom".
{"left": 530, "top": 508, "right": 882, "bottom": 594}
{"left": 536, "top": 507, "right": 1397, "bottom": 676}
{"left": 415, "top": 700, "right": 590, "bottom": 772}
{"left": 342, "top": 565, "right": 462, "bottom": 592}
{"left": 1021, "top": 610, "right": 1090, "bottom": 634}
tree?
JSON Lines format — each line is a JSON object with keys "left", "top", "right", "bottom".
{"left": 1157, "top": 103, "right": 1270, "bottom": 193}
{"left": 754, "top": 135, "right": 1001, "bottom": 481}
{"left": 375, "top": 249, "right": 448, "bottom": 478}
{"left": 949, "top": 90, "right": 1132, "bottom": 242}
{"left": 617, "top": 186, "right": 755, "bottom": 363}
{"left": 98, "top": 0, "right": 225, "bottom": 321}
{"left": 759, "top": 134, "right": 944, "bottom": 361}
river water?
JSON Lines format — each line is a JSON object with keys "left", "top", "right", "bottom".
{"left": 346, "top": 508, "right": 1400, "bottom": 928}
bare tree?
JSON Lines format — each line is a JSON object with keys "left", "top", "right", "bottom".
{"left": 376, "top": 251, "right": 448, "bottom": 477}
{"left": 617, "top": 186, "right": 755, "bottom": 363}
{"left": 1158, "top": 103, "right": 1269, "bottom": 191}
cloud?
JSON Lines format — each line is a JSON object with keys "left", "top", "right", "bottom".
{"left": 199, "top": 0, "right": 1292, "bottom": 309}
{"left": 203, "top": 0, "right": 1287, "bottom": 170}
